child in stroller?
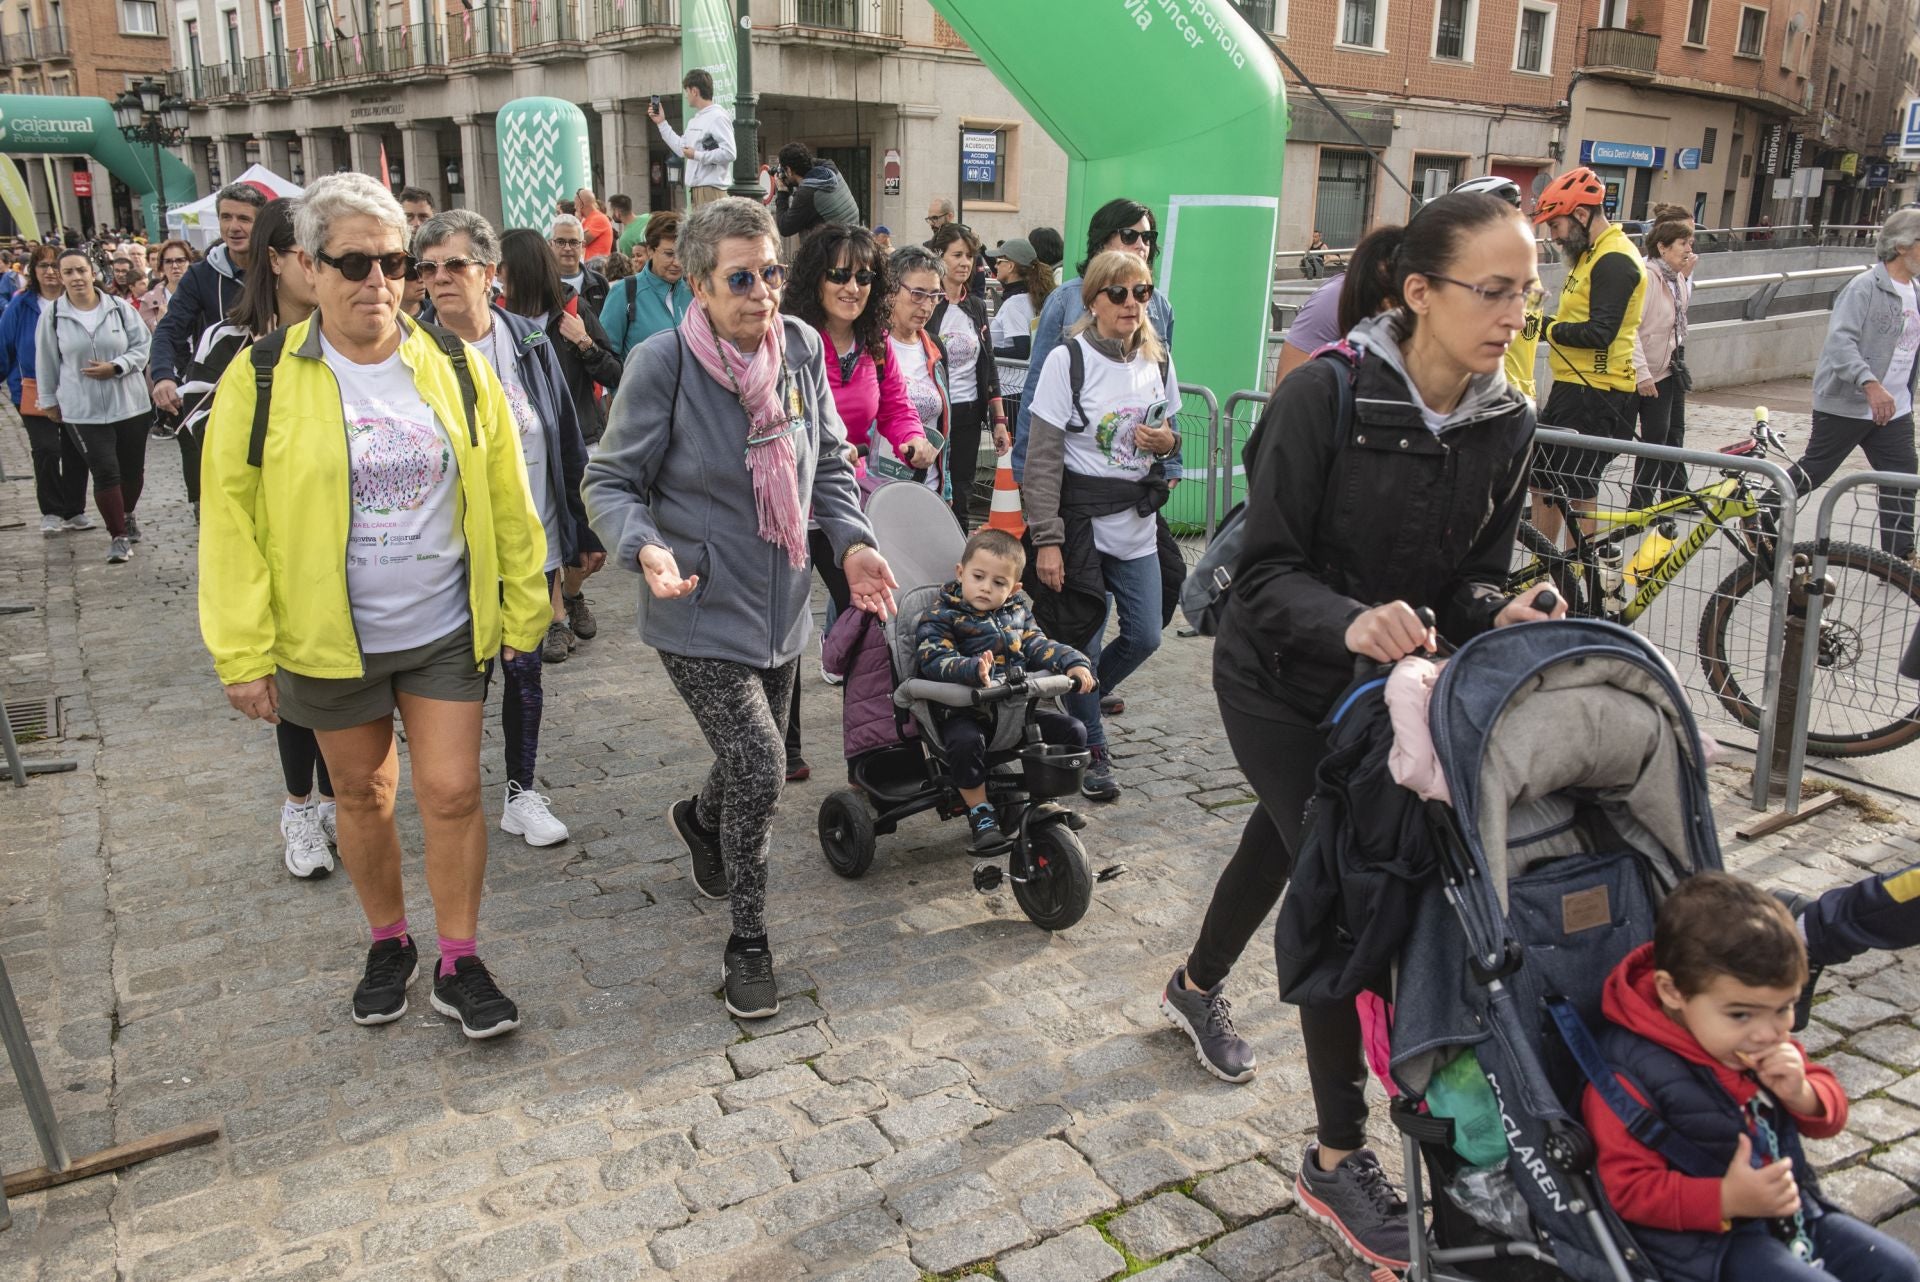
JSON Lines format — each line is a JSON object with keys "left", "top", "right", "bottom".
{"left": 914, "top": 528, "right": 1095, "bottom": 854}
{"left": 817, "top": 481, "right": 1101, "bottom": 931}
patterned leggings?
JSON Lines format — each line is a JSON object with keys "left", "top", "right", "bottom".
{"left": 499, "top": 650, "right": 544, "bottom": 790}
{"left": 658, "top": 652, "right": 799, "bottom": 939}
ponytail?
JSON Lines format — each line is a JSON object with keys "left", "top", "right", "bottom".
{"left": 1339, "top": 225, "right": 1405, "bottom": 334}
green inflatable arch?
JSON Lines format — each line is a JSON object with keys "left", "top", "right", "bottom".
{"left": 0, "top": 95, "right": 197, "bottom": 231}
{"left": 929, "top": 0, "right": 1287, "bottom": 520}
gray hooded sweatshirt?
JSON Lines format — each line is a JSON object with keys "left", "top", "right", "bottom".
{"left": 583, "top": 315, "right": 875, "bottom": 668}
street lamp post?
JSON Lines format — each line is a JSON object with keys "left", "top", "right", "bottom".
{"left": 114, "top": 78, "right": 189, "bottom": 233}
{"left": 726, "top": 0, "right": 762, "bottom": 201}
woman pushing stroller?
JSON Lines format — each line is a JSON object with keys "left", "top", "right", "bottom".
{"left": 1161, "top": 191, "right": 1563, "bottom": 1271}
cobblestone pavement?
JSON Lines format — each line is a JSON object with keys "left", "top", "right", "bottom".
{"left": 4, "top": 410, "right": 1920, "bottom": 1282}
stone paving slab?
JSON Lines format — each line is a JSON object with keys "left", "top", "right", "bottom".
{"left": 2, "top": 413, "right": 1919, "bottom": 1281}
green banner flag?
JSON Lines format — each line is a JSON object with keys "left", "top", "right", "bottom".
{"left": 681, "top": 0, "right": 737, "bottom": 114}
{"left": 0, "top": 154, "right": 39, "bottom": 241}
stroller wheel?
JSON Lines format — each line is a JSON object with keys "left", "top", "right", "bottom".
{"left": 818, "top": 791, "right": 877, "bottom": 879}
{"left": 1012, "top": 824, "right": 1093, "bottom": 931}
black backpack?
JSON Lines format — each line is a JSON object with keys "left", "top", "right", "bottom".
{"left": 245, "top": 319, "right": 479, "bottom": 467}
{"left": 1179, "top": 343, "right": 1359, "bottom": 636}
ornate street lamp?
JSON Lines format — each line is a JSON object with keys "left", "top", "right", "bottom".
{"left": 115, "top": 77, "right": 189, "bottom": 230}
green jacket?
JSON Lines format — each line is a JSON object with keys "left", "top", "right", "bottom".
{"left": 600, "top": 266, "right": 692, "bottom": 360}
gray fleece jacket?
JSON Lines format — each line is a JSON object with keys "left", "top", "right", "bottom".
{"left": 1814, "top": 262, "right": 1920, "bottom": 418}
{"left": 583, "top": 315, "right": 874, "bottom": 668}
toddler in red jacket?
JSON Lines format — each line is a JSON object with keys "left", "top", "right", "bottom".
{"left": 1584, "top": 873, "right": 1917, "bottom": 1282}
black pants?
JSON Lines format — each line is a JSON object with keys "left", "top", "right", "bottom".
{"left": 1630, "top": 372, "right": 1688, "bottom": 509}
{"left": 275, "top": 720, "right": 333, "bottom": 798}
{"left": 785, "top": 528, "right": 852, "bottom": 764}
{"left": 21, "top": 412, "right": 87, "bottom": 519}
{"left": 1790, "top": 410, "right": 1917, "bottom": 557}
{"left": 939, "top": 710, "right": 1084, "bottom": 789}
{"left": 948, "top": 398, "right": 987, "bottom": 529}
{"left": 1187, "top": 697, "right": 1370, "bottom": 1152}
{"left": 68, "top": 413, "right": 151, "bottom": 537}
{"left": 175, "top": 416, "right": 203, "bottom": 507}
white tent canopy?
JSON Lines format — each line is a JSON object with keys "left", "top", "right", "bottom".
{"left": 164, "top": 165, "right": 304, "bottom": 251}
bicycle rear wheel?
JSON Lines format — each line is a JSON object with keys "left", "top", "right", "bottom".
{"left": 1698, "top": 540, "right": 1920, "bottom": 757}
{"left": 1509, "top": 520, "right": 1587, "bottom": 615}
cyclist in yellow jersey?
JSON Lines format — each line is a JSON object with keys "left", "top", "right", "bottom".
{"left": 1451, "top": 176, "right": 1543, "bottom": 398}
{"left": 1528, "top": 166, "right": 1647, "bottom": 545}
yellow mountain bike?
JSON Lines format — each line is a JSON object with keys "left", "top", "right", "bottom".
{"left": 1509, "top": 412, "right": 1920, "bottom": 757}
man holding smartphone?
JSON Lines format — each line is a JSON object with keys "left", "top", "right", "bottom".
{"left": 647, "top": 70, "right": 736, "bottom": 211}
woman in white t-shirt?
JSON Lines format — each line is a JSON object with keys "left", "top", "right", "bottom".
{"left": 870, "top": 245, "right": 952, "bottom": 500}
{"left": 987, "top": 236, "right": 1054, "bottom": 361}
{"left": 1021, "top": 251, "right": 1181, "bottom": 801}
{"left": 927, "top": 223, "right": 1007, "bottom": 529}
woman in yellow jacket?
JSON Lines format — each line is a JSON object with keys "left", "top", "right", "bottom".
{"left": 198, "top": 174, "right": 550, "bottom": 1041}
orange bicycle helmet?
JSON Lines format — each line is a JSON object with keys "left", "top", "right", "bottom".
{"left": 1531, "top": 167, "right": 1607, "bottom": 226}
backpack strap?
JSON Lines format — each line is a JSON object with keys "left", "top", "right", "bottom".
{"left": 245, "top": 328, "right": 292, "bottom": 468}
{"left": 1065, "top": 337, "right": 1089, "bottom": 432}
{"left": 1544, "top": 996, "right": 1725, "bottom": 1180}
{"left": 626, "top": 274, "right": 639, "bottom": 333}
{"left": 414, "top": 318, "right": 479, "bottom": 447}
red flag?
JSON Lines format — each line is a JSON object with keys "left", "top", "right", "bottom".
{"left": 378, "top": 140, "right": 391, "bottom": 189}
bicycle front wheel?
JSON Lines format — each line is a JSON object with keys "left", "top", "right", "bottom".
{"left": 1698, "top": 540, "right": 1920, "bottom": 757}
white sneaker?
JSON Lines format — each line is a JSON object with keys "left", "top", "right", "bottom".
{"left": 40, "top": 514, "right": 62, "bottom": 535}
{"left": 315, "top": 799, "right": 338, "bottom": 847}
{"left": 281, "top": 800, "right": 335, "bottom": 879}
{"left": 501, "top": 781, "right": 569, "bottom": 847}
{"left": 821, "top": 658, "right": 844, "bottom": 687}
{"left": 62, "top": 513, "right": 94, "bottom": 531}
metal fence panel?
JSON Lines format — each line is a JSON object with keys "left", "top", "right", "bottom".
{"left": 1523, "top": 427, "right": 1798, "bottom": 808}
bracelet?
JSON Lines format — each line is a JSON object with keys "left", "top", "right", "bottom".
{"left": 838, "top": 540, "right": 874, "bottom": 568}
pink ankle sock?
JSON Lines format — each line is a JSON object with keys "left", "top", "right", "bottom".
{"left": 371, "top": 917, "right": 409, "bottom": 946}
{"left": 438, "top": 936, "right": 476, "bottom": 978}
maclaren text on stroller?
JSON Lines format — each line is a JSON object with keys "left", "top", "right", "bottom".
{"left": 1283, "top": 619, "right": 1725, "bottom": 1282}
{"left": 816, "top": 481, "right": 1102, "bottom": 931}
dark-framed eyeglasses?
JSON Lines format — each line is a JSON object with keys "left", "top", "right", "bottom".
{"left": 824, "top": 266, "right": 876, "bottom": 287}
{"left": 161, "top": 256, "right": 190, "bottom": 267}
{"left": 724, "top": 264, "right": 787, "bottom": 295}
{"left": 1424, "top": 273, "right": 1547, "bottom": 311}
{"left": 1114, "top": 227, "right": 1159, "bottom": 248}
{"left": 315, "top": 248, "right": 412, "bottom": 283}
{"left": 550, "top": 237, "right": 583, "bottom": 248}
{"left": 415, "top": 256, "right": 485, "bottom": 280}
{"left": 1098, "top": 282, "right": 1154, "bottom": 305}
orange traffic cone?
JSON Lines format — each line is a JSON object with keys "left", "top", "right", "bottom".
{"left": 985, "top": 447, "right": 1025, "bottom": 539}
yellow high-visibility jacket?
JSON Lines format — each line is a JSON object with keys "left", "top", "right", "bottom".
{"left": 1546, "top": 221, "right": 1647, "bottom": 395}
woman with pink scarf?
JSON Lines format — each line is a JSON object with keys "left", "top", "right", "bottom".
{"left": 583, "top": 198, "right": 899, "bottom": 1021}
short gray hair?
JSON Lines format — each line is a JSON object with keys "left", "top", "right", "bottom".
{"left": 295, "top": 173, "right": 406, "bottom": 258}
{"left": 889, "top": 244, "right": 941, "bottom": 284}
{"left": 548, "top": 213, "right": 584, "bottom": 240}
{"left": 678, "top": 197, "right": 778, "bottom": 287}
{"left": 215, "top": 181, "right": 268, "bottom": 210}
{"left": 1877, "top": 209, "right": 1920, "bottom": 262}
{"left": 931, "top": 197, "right": 955, "bottom": 219}
{"left": 414, "top": 208, "right": 501, "bottom": 265}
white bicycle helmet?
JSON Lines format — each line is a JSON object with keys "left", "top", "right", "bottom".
{"left": 1450, "top": 175, "right": 1525, "bottom": 208}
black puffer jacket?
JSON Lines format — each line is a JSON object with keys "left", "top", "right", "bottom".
{"left": 1214, "top": 317, "right": 1536, "bottom": 722}
{"left": 545, "top": 290, "right": 624, "bottom": 445}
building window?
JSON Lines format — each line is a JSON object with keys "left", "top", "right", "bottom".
{"left": 1736, "top": 6, "right": 1766, "bottom": 57}
{"left": 224, "top": 9, "right": 242, "bottom": 65}
{"left": 119, "top": 0, "right": 158, "bottom": 32}
{"left": 1514, "top": 2, "right": 1553, "bottom": 71}
{"left": 1230, "top": 0, "right": 1280, "bottom": 31}
{"left": 1782, "top": 12, "right": 1803, "bottom": 69}
{"left": 1412, "top": 154, "right": 1464, "bottom": 214}
{"left": 1599, "top": 0, "right": 1627, "bottom": 25}
{"left": 1685, "top": 0, "right": 1710, "bottom": 45}
{"left": 1434, "top": 0, "right": 1474, "bottom": 59}
{"left": 1340, "top": 0, "right": 1382, "bottom": 48}
{"left": 1316, "top": 149, "right": 1374, "bottom": 250}
{"left": 1702, "top": 126, "right": 1718, "bottom": 163}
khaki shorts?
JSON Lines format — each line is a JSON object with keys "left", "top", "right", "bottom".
{"left": 688, "top": 185, "right": 727, "bottom": 209}
{"left": 275, "top": 624, "right": 486, "bottom": 732}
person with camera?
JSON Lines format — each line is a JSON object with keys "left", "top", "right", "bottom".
{"left": 647, "top": 71, "right": 737, "bottom": 212}
{"left": 773, "top": 142, "right": 860, "bottom": 241}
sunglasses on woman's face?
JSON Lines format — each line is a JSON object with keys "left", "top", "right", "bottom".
{"left": 724, "top": 264, "right": 787, "bottom": 295}
{"left": 1098, "top": 283, "right": 1155, "bottom": 305}
{"left": 315, "top": 248, "right": 412, "bottom": 283}
{"left": 415, "top": 256, "right": 483, "bottom": 280}
{"left": 824, "top": 266, "right": 875, "bottom": 287}
{"left": 1114, "top": 227, "right": 1158, "bottom": 248}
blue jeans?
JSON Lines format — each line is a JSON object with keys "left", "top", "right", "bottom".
{"left": 1065, "top": 549, "right": 1163, "bottom": 749}
{"left": 1719, "top": 1211, "right": 1920, "bottom": 1281}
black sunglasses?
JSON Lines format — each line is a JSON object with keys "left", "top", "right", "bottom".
{"left": 316, "top": 248, "right": 412, "bottom": 283}
{"left": 1114, "top": 227, "right": 1159, "bottom": 248}
{"left": 824, "top": 266, "right": 876, "bottom": 286}
{"left": 725, "top": 264, "right": 787, "bottom": 295}
{"left": 1098, "top": 283, "right": 1154, "bottom": 304}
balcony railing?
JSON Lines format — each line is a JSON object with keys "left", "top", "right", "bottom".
{"left": 446, "top": 6, "right": 513, "bottom": 61}
{"left": 514, "top": 0, "right": 587, "bottom": 53}
{"left": 1582, "top": 26, "right": 1659, "bottom": 76}
{"left": 244, "top": 53, "right": 293, "bottom": 95}
{"left": 589, "top": 0, "right": 676, "bottom": 40}
{"left": 776, "top": 0, "right": 902, "bottom": 39}
{"left": 383, "top": 22, "right": 447, "bottom": 75}
{"left": 33, "top": 23, "right": 67, "bottom": 59}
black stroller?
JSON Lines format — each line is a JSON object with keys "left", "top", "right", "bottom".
{"left": 815, "top": 481, "right": 1098, "bottom": 931}
{"left": 1380, "top": 621, "right": 1724, "bottom": 1282}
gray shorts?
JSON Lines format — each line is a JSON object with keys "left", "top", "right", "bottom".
{"left": 275, "top": 624, "right": 486, "bottom": 732}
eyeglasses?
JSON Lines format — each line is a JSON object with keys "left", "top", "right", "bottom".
{"left": 1113, "top": 228, "right": 1159, "bottom": 249}
{"left": 926, "top": 215, "right": 946, "bottom": 226}
{"left": 550, "top": 237, "right": 583, "bottom": 248}
{"left": 1425, "top": 274, "right": 1547, "bottom": 311}
{"left": 724, "top": 264, "right": 787, "bottom": 295}
{"left": 900, "top": 286, "right": 943, "bottom": 306}
{"left": 1097, "top": 283, "right": 1155, "bottom": 305}
{"left": 415, "top": 256, "right": 484, "bottom": 280}
{"left": 315, "top": 249, "right": 412, "bottom": 282}
{"left": 161, "top": 257, "right": 189, "bottom": 267}
{"left": 824, "top": 266, "right": 876, "bottom": 286}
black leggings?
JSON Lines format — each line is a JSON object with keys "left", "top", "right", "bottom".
{"left": 67, "top": 413, "right": 150, "bottom": 538}
{"left": 276, "top": 720, "right": 333, "bottom": 799}
{"left": 174, "top": 414, "right": 202, "bottom": 506}
{"left": 785, "top": 528, "right": 852, "bottom": 763}
{"left": 948, "top": 398, "right": 987, "bottom": 529}
{"left": 1630, "top": 373, "right": 1688, "bottom": 510}
{"left": 21, "top": 412, "right": 88, "bottom": 519}
{"left": 1187, "top": 696, "right": 1369, "bottom": 1152}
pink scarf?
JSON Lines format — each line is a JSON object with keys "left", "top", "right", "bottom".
{"left": 680, "top": 303, "right": 807, "bottom": 568}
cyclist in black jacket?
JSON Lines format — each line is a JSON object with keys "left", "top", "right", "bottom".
{"left": 1159, "top": 192, "right": 1563, "bottom": 1274}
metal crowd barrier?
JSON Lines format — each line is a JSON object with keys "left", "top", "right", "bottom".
{"left": 1779, "top": 471, "right": 1920, "bottom": 813}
